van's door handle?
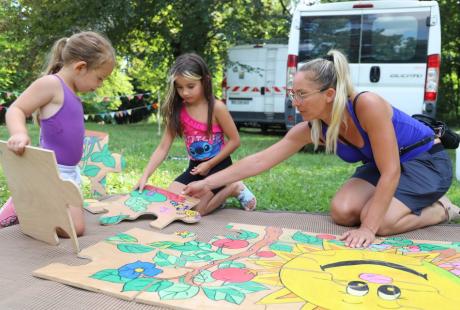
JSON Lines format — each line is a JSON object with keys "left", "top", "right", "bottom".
{"left": 370, "top": 66, "right": 380, "bottom": 83}
{"left": 260, "top": 86, "right": 265, "bottom": 95}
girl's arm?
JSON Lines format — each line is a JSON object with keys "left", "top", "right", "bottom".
{"left": 183, "top": 121, "right": 312, "bottom": 196}
{"left": 192, "top": 100, "right": 239, "bottom": 174}
{"left": 341, "top": 92, "right": 400, "bottom": 247}
{"left": 135, "top": 128, "right": 176, "bottom": 191}
{"left": 6, "top": 76, "right": 58, "bottom": 155}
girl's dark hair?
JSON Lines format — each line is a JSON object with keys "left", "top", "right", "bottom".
{"left": 43, "top": 31, "right": 115, "bottom": 76}
{"left": 162, "top": 53, "right": 215, "bottom": 137}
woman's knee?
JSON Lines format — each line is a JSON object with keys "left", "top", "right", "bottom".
{"left": 330, "top": 199, "right": 360, "bottom": 226}
{"left": 376, "top": 223, "right": 393, "bottom": 236}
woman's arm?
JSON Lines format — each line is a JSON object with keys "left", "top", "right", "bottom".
{"left": 183, "top": 121, "right": 312, "bottom": 196}
{"left": 341, "top": 93, "right": 400, "bottom": 246}
{"left": 135, "top": 128, "right": 176, "bottom": 190}
{"left": 191, "top": 100, "right": 240, "bottom": 175}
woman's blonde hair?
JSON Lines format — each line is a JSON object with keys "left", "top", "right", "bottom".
{"left": 299, "top": 49, "right": 355, "bottom": 153}
{"left": 42, "top": 31, "right": 115, "bottom": 75}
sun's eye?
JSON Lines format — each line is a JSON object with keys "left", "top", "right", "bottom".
{"left": 346, "top": 281, "right": 369, "bottom": 297}
{"left": 377, "top": 285, "right": 401, "bottom": 300}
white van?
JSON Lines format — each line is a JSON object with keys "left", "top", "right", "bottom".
{"left": 285, "top": 0, "right": 441, "bottom": 128}
{"left": 224, "top": 44, "right": 288, "bottom": 130}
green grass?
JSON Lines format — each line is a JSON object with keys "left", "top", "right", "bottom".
{"left": 1, "top": 122, "right": 460, "bottom": 218}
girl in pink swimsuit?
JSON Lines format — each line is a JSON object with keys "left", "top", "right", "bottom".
{"left": 135, "top": 53, "right": 256, "bottom": 215}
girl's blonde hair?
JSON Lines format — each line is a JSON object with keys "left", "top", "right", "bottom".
{"left": 43, "top": 31, "right": 115, "bottom": 75}
{"left": 299, "top": 49, "right": 355, "bottom": 154}
{"left": 162, "top": 53, "right": 215, "bottom": 137}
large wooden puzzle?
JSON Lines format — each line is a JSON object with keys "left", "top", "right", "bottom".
{"left": 84, "top": 185, "right": 201, "bottom": 229}
{"left": 0, "top": 141, "right": 81, "bottom": 253}
{"left": 34, "top": 223, "right": 460, "bottom": 309}
{"left": 79, "top": 130, "right": 125, "bottom": 197}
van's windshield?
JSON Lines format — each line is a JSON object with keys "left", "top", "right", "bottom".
{"left": 299, "top": 11, "right": 429, "bottom": 64}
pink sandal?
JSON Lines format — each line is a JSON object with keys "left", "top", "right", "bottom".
{"left": 0, "top": 197, "right": 19, "bottom": 228}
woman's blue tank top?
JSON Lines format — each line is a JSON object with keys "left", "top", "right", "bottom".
{"left": 321, "top": 100, "right": 434, "bottom": 163}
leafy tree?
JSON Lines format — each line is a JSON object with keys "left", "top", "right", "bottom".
{"left": 438, "top": 0, "right": 460, "bottom": 122}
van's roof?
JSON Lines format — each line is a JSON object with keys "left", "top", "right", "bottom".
{"left": 228, "top": 44, "right": 288, "bottom": 50}
{"left": 297, "top": 0, "right": 438, "bottom": 12}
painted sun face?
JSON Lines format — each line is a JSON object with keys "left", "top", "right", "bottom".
{"left": 280, "top": 250, "right": 460, "bottom": 309}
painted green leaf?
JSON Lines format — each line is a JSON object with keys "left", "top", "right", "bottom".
{"left": 292, "top": 231, "right": 323, "bottom": 246}
{"left": 91, "top": 145, "right": 115, "bottom": 168}
{"left": 153, "top": 251, "right": 178, "bottom": 267}
{"left": 193, "top": 270, "right": 214, "bottom": 283}
{"left": 148, "top": 241, "right": 182, "bottom": 249}
{"left": 175, "top": 258, "right": 187, "bottom": 267}
{"left": 382, "top": 237, "right": 413, "bottom": 247}
{"left": 238, "top": 230, "right": 259, "bottom": 240}
{"left": 81, "top": 138, "right": 96, "bottom": 161}
{"left": 195, "top": 250, "right": 229, "bottom": 261}
{"left": 106, "top": 233, "right": 138, "bottom": 243}
{"left": 117, "top": 243, "right": 155, "bottom": 254}
{"left": 228, "top": 281, "right": 268, "bottom": 293}
{"left": 145, "top": 279, "right": 174, "bottom": 292}
{"left": 158, "top": 283, "right": 199, "bottom": 300}
{"left": 269, "top": 242, "right": 293, "bottom": 252}
{"left": 203, "top": 286, "right": 245, "bottom": 305}
{"left": 179, "top": 254, "right": 204, "bottom": 262}
{"left": 82, "top": 165, "right": 101, "bottom": 177}
{"left": 415, "top": 243, "right": 448, "bottom": 251}
{"left": 170, "top": 241, "right": 212, "bottom": 252}
{"left": 226, "top": 229, "right": 258, "bottom": 240}
{"left": 218, "top": 261, "right": 246, "bottom": 269}
{"left": 100, "top": 214, "right": 129, "bottom": 225}
{"left": 90, "top": 269, "right": 130, "bottom": 283}
{"left": 102, "top": 155, "right": 116, "bottom": 168}
{"left": 123, "top": 278, "right": 154, "bottom": 292}
{"left": 125, "top": 197, "right": 149, "bottom": 212}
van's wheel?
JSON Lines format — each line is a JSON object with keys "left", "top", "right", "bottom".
{"left": 261, "top": 124, "right": 268, "bottom": 134}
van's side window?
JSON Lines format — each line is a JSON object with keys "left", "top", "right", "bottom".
{"left": 361, "top": 12, "right": 429, "bottom": 63}
{"left": 299, "top": 16, "right": 360, "bottom": 63}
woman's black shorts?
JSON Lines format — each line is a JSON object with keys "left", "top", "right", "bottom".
{"left": 352, "top": 143, "right": 453, "bottom": 215}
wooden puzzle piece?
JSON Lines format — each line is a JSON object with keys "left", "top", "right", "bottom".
{"left": 79, "top": 130, "right": 125, "bottom": 197}
{"left": 84, "top": 185, "right": 201, "bottom": 229}
{"left": 34, "top": 228, "right": 195, "bottom": 301}
{"left": 34, "top": 223, "right": 460, "bottom": 309}
{"left": 0, "top": 141, "right": 81, "bottom": 253}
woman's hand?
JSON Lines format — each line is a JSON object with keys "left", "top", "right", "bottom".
{"left": 190, "top": 162, "right": 211, "bottom": 176}
{"left": 133, "top": 175, "right": 149, "bottom": 192}
{"left": 339, "top": 226, "right": 375, "bottom": 248}
{"left": 7, "top": 133, "right": 30, "bottom": 155}
{"left": 182, "top": 180, "right": 211, "bottom": 198}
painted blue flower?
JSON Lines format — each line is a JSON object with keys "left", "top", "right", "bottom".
{"left": 118, "top": 261, "right": 162, "bottom": 279}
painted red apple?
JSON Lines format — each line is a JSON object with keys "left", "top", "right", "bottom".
{"left": 256, "top": 251, "right": 276, "bottom": 258}
{"left": 211, "top": 268, "right": 255, "bottom": 282}
{"left": 212, "top": 238, "right": 249, "bottom": 249}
